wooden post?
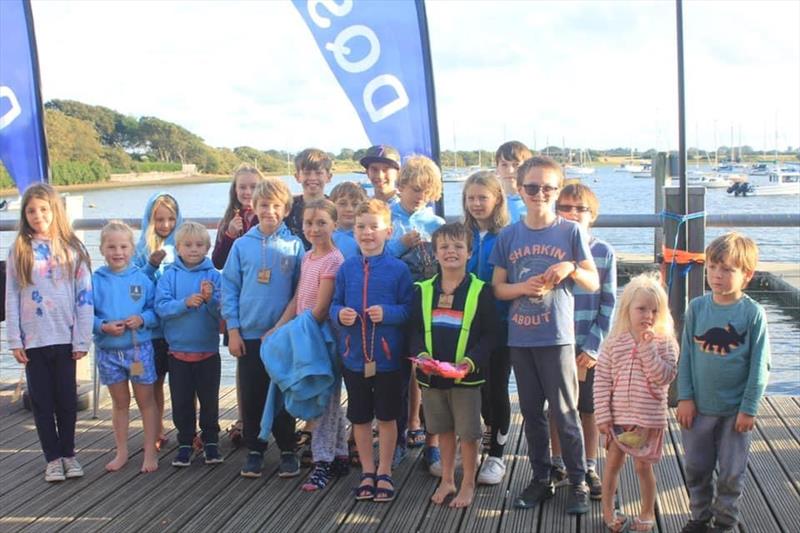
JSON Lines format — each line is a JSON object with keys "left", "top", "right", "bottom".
{"left": 653, "top": 152, "right": 668, "bottom": 262}
{"left": 663, "top": 186, "right": 705, "bottom": 406}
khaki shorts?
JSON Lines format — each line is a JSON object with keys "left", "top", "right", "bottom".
{"left": 421, "top": 387, "right": 482, "bottom": 440}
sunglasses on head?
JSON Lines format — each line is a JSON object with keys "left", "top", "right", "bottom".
{"left": 521, "top": 183, "right": 559, "bottom": 196}
{"left": 556, "top": 204, "right": 592, "bottom": 214}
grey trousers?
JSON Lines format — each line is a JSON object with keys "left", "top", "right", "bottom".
{"left": 681, "top": 413, "right": 751, "bottom": 528}
{"left": 511, "top": 345, "right": 586, "bottom": 485}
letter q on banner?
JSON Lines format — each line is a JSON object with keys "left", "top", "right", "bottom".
{"left": 292, "top": 0, "right": 439, "bottom": 162}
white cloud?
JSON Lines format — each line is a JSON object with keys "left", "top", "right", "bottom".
{"left": 30, "top": 0, "right": 798, "bottom": 153}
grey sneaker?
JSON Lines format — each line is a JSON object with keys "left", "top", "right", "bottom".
{"left": 62, "top": 456, "right": 84, "bottom": 478}
{"left": 707, "top": 519, "right": 735, "bottom": 533}
{"left": 513, "top": 479, "right": 554, "bottom": 509}
{"left": 586, "top": 469, "right": 602, "bottom": 500}
{"left": 566, "top": 482, "right": 590, "bottom": 514}
{"left": 45, "top": 459, "right": 66, "bottom": 482}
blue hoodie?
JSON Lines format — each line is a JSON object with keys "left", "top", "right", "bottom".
{"left": 222, "top": 223, "right": 304, "bottom": 340}
{"left": 386, "top": 203, "right": 445, "bottom": 257}
{"left": 333, "top": 229, "right": 360, "bottom": 260}
{"left": 330, "top": 250, "right": 413, "bottom": 372}
{"left": 92, "top": 264, "right": 158, "bottom": 350}
{"left": 134, "top": 191, "right": 184, "bottom": 282}
{"left": 466, "top": 226, "right": 510, "bottom": 321}
{"left": 155, "top": 256, "right": 222, "bottom": 353}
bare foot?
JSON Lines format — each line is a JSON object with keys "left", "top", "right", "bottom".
{"left": 431, "top": 481, "right": 457, "bottom": 505}
{"left": 140, "top": 453, "right": 159, "bottom": 473}
{"left": 106, "top": 452, "right": 128, "bottom": 472}
{"left": 449, "top": 483, "right": 475, "bottom": 508}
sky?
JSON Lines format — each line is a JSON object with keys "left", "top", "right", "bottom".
{"left": 29, "top": 0, "right": 800, "bottom": 154}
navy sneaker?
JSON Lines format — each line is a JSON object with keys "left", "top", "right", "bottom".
{"left": 204, "top": 443, "right": 223, "bottom": 464}
{"left": 279, "top": 452, "right": 300, "bottom": 478}
{"left": 566, "top": 482, "right": 590, "bottom": 515}
{"left": 171, "top": 446, "right": 192, "bottom": 467}
{"left": 514, "top": 479, "right": 554, "bottom": 509}
{"left": 240, "top": 451, "right": 263, "bottom": 478}
{"left": 681, "top": 519, "right": 710, "bottom": 533}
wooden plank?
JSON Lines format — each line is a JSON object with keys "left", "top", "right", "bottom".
{"left": 497, "top": 421, "right": 543, "bottom": 533}
{"left": 580, "top": 433, "right": 610, "bottom": 533}
{"left": 654, "top": 413, "right": 693, "bottom": 532}
{"left": 461, "top": 406, "right": 525, "bottom": 533}
{"left": 755, "top": 399, "right": 800, "bottom": 494}
{"left": 767, "top": 396, "right": 800, "bottom": 445}
{"left": 57, "top": 390, "right": 239, "bottom": 533}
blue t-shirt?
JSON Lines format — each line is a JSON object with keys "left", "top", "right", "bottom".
{"left": 489, "top": 217, "right": 593, "bottom": 347}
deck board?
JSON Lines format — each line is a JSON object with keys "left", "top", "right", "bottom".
{"left": 1, "top": 389, "right": 798, "bottom": 533}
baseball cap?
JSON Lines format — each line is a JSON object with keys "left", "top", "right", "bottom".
{"left": 359, "top": 144, "right": 401, "bottom": 170}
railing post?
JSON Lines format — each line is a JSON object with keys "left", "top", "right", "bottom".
{"left": 663, "top": 185, "right": 705, "bottom": 405}
{"left": 653, "top": 152, "right": 668, "bottom": 262}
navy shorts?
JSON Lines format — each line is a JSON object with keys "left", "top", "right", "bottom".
{"left": 152, "top": 337, "right": 169, "bottom": 377}
{"left": 342, "top": 367, "right": 403, "bottom": 424}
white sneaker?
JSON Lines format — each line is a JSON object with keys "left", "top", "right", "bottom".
{"left": 477, "top": 456, "right": 506, "bottom": 485}
{"left": 45, "top": 459, "right": 66, "bottom": 482}
{"left": 62, "top": 456, "right": 84, "bottom": 478}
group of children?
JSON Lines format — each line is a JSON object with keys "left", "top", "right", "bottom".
{"left": 5, "top": 141, "right": 770, "bottom": 533}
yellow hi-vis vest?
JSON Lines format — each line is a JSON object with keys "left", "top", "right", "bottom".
{"left": 416, "top": 273, "right": 485, "bottom": 386}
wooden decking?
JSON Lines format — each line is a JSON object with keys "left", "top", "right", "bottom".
{"left": 1, "top": 386, "right": 798, "bottom": 532}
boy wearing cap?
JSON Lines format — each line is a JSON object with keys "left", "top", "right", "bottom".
{"left": 360, "top": 145, "right": 401, "bottom": 206}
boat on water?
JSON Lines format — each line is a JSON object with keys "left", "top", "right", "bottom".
{"left": 565, "top": 165, "right": 595, "bottom": 178}
{"left": 615, "top": 163, "right": 645, "bottom": 173}
{"left": 727, "top": 167, "right": 800, "bottom": 196}
{"left": 687, "top": 171, "right": 734, "bottom": 189}
{"left": 632, "top": 163, "right": 653, "bottom": 178}
{"left": 748, "top": 163, "right": 774, "bottom": 176}
{"left": 442, "top": 168, "right": 470, "bottom": 182}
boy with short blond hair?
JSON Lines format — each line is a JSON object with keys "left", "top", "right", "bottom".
{"left": 155, "top": 221, "right": 223, "bottom": 466}
{"left": 287, "top": 148, "right": 333, "bottom": 250}
{"left": 330, "top": 181, "right": 368, "bottom": 259}
{"left": 331, "top": 199, "right": 413, "bottom": 502}
{"left": 495, "top": 141, "right": 533, "bottom": 222}
{"left": 677, "top": 232, "right": 770, "bottom": 533}
{"left": 411, "top": 222, "right": 497, "bottom": 508}
{"left": 222, "top": 177, "right": 305, "bottom": 478}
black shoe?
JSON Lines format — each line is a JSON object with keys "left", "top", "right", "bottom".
{"left": 240, "top": 451, "right": 263, "bottom": 478}
{"left": 204, "top": 443, "right": 224, "bottom": 464}
{"left": 707, "top": 519, "right": 734, "bottom": 533}
{"left": 681, "top": 519, "right": 710, "bottom": 533}
{"left": 585, "top": 469, "right": 602, "bottom": 500}
{"left": 549, "top": 464, "right": 568, "bottom": 487}
{"left": 279, "top": 452, "right": 300, "bottom": 478}
{"left": 513, "top": 479, "right": 554, "bottom": 509}
{"left": 171, "top": 446, "right": 192, "bottom": 467}
{"left": 566, "top": 482, "right": 590, "bottom": 515}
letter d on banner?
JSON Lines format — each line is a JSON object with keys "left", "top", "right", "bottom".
{"left": 292, "top": 0, "right": 440, "bottom": 164}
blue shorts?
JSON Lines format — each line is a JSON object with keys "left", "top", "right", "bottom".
{"left": 97, "top": 343, "right": 157, "bottom": 386}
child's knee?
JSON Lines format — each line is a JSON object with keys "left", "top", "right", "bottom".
{"left": 634, "top": 459, "right": 654, "bottom": 477}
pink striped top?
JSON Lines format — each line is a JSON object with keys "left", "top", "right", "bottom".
{"left": 295, "top": 248, "right": 344, "bottom": 314}
{"left": 593, "top": 332, "right": 679, "bottom": 429}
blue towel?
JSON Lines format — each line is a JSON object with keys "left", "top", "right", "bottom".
{"left": 259, "top": 310, "right": 338, "bottom": 441}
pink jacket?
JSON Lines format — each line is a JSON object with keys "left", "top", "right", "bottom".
{"left": 594, "top": 332, "right": 679, "bottom": 429}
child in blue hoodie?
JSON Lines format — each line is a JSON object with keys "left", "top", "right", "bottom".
{"left": 331, "top": 199, "right": 413, "bottom": 503}
{"left": 155, "top": 222, "right": 223, "bottom": 468}
{"left": 134, "top": 191, "right": 183, "bottom": 450}
{"left": 330, "top": 181, "right": 367, "bottom": 260}
{"left": 93, "top": 221, "right": 160, "bottom": 474}
{"left": 222, "top": 177, "right": 304, "bottom": 479}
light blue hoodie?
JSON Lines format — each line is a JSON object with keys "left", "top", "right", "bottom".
{"left": 333, "top": 229, "right": 360, "bottom": 260}
{"left": 386, "top": 203, "right": 445, "bottom": 257}
{"left": 92, "top": 264, "right": 158, "bottom": 350}
{"left": 222, "top": 223, "right": 304, "bottom": 340}
{"left": 133, "top": 191, "right": 184, "bottom": 282}
{"left": 155, "top": 256, "right": 222, "bottom": 353}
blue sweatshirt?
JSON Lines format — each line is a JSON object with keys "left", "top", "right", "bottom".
{"left": 92, "top": 264, "right": 158, "bottom": 350}
{"left": 221, "top": 223, "right": 304, "bottom": 340}
{"left": 574, "top": 236, "right": 617, "bottom": 359}
{"left": 330, "top": 251, "right": 413, "bottom": 372}
{"left": 133, "top": 191, "right": 184, "bottom": 281}
{"left": 333, "top": 229, "right": 360, "bottom": 260}
{"left": 386, "top": 203, "right": 445, "bottom": 257}
{"left": 466, "top": 227, "right": 510, "bottom": 321}
{"left": 507, "top": 194, "right": 526, "bottom": 223}
{"left": 155, "top": 256, "right": 222, "bottom": 353}
{"left": 677, "top": 293, "right": 771, "bottom": 417}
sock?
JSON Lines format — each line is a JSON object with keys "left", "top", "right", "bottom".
{"left": 551, "top": 456, "right": 565, "bottom": 468}
{"left": 587, "top": 458, "right": 597, "bottom": 471}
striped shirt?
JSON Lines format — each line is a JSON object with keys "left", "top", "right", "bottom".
{"left": 594, "top": 332, "right": 679, "bottom": 429}
{"left": 296, "top": 248, "right": 344, "bottom": 314}
{"left": 574, "top": 237, "right": 617, "bottom": 358}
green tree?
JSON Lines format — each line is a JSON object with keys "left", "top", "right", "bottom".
{"left": 45, "top": 110, "right": 104, "bottom": 163}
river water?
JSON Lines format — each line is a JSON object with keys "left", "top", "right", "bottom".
{"left": 1, "top": 167, "right": 798, "bottom": 394}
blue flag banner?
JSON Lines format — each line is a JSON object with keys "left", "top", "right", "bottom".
{"left": 291, "top": 0, "right": 439, "bottom": 162}
{"left": 0, "top": 0, "right": 49, "bottom": 191}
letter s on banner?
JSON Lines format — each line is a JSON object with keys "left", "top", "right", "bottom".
{"left": 292, "top": 0, "right": 439, "bottom": 162}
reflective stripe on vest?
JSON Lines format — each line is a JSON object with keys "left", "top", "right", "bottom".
{"left": 416, "top": 273, "right": 484, "bottom": 384}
